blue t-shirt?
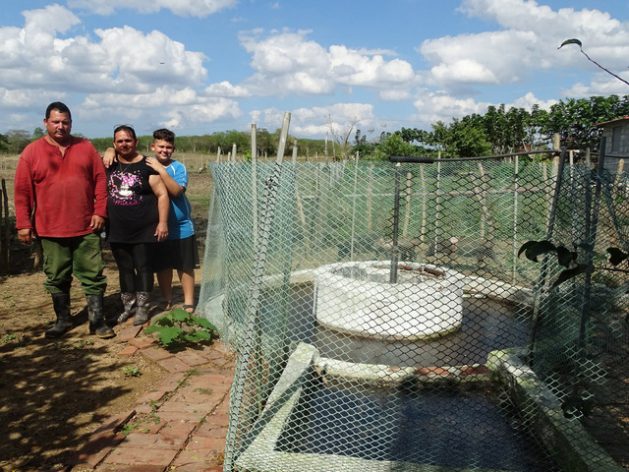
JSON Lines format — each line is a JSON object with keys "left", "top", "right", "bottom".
{"left": 164, "top": 160, "right": 194, "bottom": 239}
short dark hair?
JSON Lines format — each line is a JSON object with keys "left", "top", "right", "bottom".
{"left": 45, "top": 101, "right": 72, "bottom": 120}
{"left": 113, "top": 124, "right": 137, "bottom": 140}
{"left": 153, "top": 128, "right": 176, "bottom": 144}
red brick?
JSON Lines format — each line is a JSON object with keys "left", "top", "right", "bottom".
{"left": 72, "top": 431, "right": 124, "bottom": 467}
{"left": 170, "top": 389, "right": 225, "bottom": 406}
{"left": 155, "top": 410, "right": 207, "bottom": 422}
{"left": 158, "top": 356, "right": 191, "bottom": 373}
{"left": 185, "top": 435, "right": 225, "bottom": 452}
{"left": 205, "top": 413, "right": 229, "bottom": 427}
{"left": 195, "top": 424, "right": 227, "bottom": 439}
{"left": 159, "top": 371, "right": 188, "bottom": 391}
{"left": 415, "top": 366, "right": 451, "bottom": 377}
{"left": 141, "top": 346, "right": 173, "bottom": 362}
{"left": 136, "top": 389, "right": 168, "bottom": 405}
{"left": 159, "top": 420, "right": 197, "bottom": 440}
{"left": 116, "top": 324, "right": 143, "bottom": 342}
{"left": 118, "top": 345, "right": 138, "bottom": 357}
{"left": 103, "top": 446, "right": 178, "bottom": 466}
{"left": 177, "top": 350, "right": 211, "bottom": 367}
{"left": 128, "top": 336, "right": 156, "bottom": 349}
{"left": 119, "top": 432, "right": 186, "bottom": 450}
{"left": 171, "top": 449, "right": 213, "bottom": 467}
{"left": 91, "top": 411, "right": 137, "bottom": 435}
{"left": 460, "top": 365, "right": 491, "bottom": 377}
{"left": 159, "top": 401, "right": 208, "bottom": 414}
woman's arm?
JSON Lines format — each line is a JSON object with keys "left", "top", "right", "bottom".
{"left": 149, "top": 174, "right": 170, "bottom": 241}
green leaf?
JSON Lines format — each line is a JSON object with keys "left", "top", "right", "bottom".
{"left": 191, "top": 316, "right": 215, "bottom": 329}
{"left": 156, "top": 327, "right": 184, "bottom": 346}
{"left": 144, "top": 325, "right": 159, "bottom": 334}
{"left": 551, "top": 264, "right": 589, "bottom": 288}
{"left": 183, "top": 330, "right": 213, "bottom": 343}
{"left": 154, "top": 316, "right": 175, "bottom": 327}
{"left": 171, "top": 309, "right": 190, "bottom": 322}
{"left": 607, "top": 247, "right": 628, "bottom": 266}
{"left": 556, "top": 245, "right": 576, "bottom": 268}
{"left": 518, "top": 240, "right": 556, "bottom": 262}
{"left": 558, "top": 38, "right": 582, "bottom": 49}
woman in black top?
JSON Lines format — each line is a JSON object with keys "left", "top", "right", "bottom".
{"left": 107, "top": 125, "right": 169, "bottom": 326}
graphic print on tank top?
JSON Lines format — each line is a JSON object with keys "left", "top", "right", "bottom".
{"left": 109, "top": 169, "right": 142, "bottom": 206}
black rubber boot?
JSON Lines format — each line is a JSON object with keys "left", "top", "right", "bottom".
{"left": 45, "top": 292, "right": 73, "bottom": 339}
{"left": 87, "top": 294, "right": 115, "bottom": 339}
{"left": 133, "top": 291, "right": 151, "bottom": 326}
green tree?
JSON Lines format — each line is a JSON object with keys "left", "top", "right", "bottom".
{"left": 32, "top": 127, "right": 45, "bottom": 139}
{"left": 373, "top": 133, "right": 418, "bottom": 160}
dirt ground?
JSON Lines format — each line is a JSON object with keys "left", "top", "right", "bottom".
{"left": 0, "top": 262, "right": 177, "bottom": 471}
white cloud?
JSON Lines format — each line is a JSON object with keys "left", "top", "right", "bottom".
{"left": 205, "top": 81, "right": 250, "bottom": 97}
{"left": 511, "top": 92, "right": 557, "bottom": 111}
{"left": 413, "top": 93, "right": 489, "bottom": 125}
{"left": 253, "top": 103, "right": 375, "bottom": 138}
{"left": 95, "top": 26, "right": 207, "bottom": 91}
{"left": 0, "top": 6, "right": 207, "bottom": 94}
{"left": 67, "top": 0, "right": 236, "bottom": 17}
{"left": 562, "top": 72, "right": 629, "bottom": 98}
{"left": 412, "top": 90, "right": 560, "bottom": 128}
{"left": 420, "top": 0, "right": 629, "bottom": 93}
{"left": 239, "top": 30, "right": 416, "bottom": 96}
{"left": 81, "top": 86, "right": 241, "bottom": 132}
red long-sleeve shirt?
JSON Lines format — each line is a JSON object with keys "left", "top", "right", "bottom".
{"left": 14, "top": 136, "right": 108, "bottom": 238}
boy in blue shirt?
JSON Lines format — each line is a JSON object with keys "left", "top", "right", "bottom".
{"left": 146, "top": 129, "right": 199, "bottom": 312}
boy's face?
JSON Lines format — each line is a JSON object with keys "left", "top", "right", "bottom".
{"left": 151, "top": 139, "right": 175, "bottom": 162}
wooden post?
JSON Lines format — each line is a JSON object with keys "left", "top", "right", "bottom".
{"left": 0, "top": 178, "right": 8, "bottom": 275}
{"left": 250, "top": 123, "right": 257, "bottom": 161}
{"left": 402, "top": 171, "right": 413, "bottom": 237}
{"left": 511, "top": 156, "right": 519, "bottom": 284}
{"left": 349, "top": 152, "right": 360, "bottom": 260}
{"left": 231, "top": 143, "right": 237, "bottom": 162}
{"left": 419, "top": 165, "right": 427, "bottom": 243}
{"left": 251, "top": 124, "right": 258, "bottom": 252}
{"left": 366, "top": 164, "right": 373, "bottom": 232}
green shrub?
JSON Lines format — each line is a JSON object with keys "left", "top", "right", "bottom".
{"left": 144, "top": 308, "right": 217, "bottom": 349}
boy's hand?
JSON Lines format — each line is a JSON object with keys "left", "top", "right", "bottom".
{"left": 102, "top": 147, "right": 117, "bottom": 168}
{"left": 155, "top": 221, "right": 169, "bottom": 241}
{"left": 146, "top": 156, "right": 165, "bottom": 173}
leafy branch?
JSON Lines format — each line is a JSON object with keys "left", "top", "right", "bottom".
{"left": 518, "top": 240, "right": 628, "bottom": 287}
{"left": 558, "top": 38, "right": 629, "bottom": 87}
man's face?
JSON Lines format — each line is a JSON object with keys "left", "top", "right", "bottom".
{"left": 44, "top": 110, "right": 72, "bottom": 143}
{"left": 151, "top": 139, "right": 175, "bottom": 162}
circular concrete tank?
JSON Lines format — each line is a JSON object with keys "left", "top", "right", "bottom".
{"left": 314, "top": 261, "right": 464, "bottom": 340}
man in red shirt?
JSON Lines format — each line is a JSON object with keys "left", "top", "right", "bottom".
{"left": 14, "top": 102, "right": 114, "bottom": 339}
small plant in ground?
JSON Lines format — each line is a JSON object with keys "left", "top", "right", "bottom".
{"left": 122, "top": 365, "right": 141, "bottom": 377}
{"left": 0, "top": 333, "right": 18, "bottom": 345}
{"left": 144, "top": 308, "right": 217, "bottom": 349}
{"left": 121, "top": 421, "right": 138, "bottom": 436}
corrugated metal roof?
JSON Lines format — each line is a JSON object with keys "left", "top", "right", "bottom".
{"left": 595, "top": 116, "right": 629, "bottom": 127}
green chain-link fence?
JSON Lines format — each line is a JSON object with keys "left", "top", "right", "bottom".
{"left": 200, "top": 148, "right": 627, "bottom": 472}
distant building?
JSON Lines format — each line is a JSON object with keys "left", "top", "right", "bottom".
{"left": 596, "top": 116, "right": 629, "bottom": 174}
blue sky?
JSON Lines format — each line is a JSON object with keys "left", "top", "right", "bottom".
{"left": 1, "top": 0, "right": 628, "bottom": 139}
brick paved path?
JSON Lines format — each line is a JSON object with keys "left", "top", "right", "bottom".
{"left": 71, "top": 322, "right": 235, "bottom": 472}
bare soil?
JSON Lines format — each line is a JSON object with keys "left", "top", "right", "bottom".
{"left": 0, "top": 161, "right": 212, "bottom": 471}
{"left": 0, "top": 264, "right": 170, "bottom": 471}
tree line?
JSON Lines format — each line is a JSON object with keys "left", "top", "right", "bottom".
{"left": 1, "top": 94, "right": 628, "bottom": 159}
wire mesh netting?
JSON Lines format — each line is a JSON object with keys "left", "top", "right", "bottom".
{"left": 199, "top": 152, "right": 628, "bottom": 472}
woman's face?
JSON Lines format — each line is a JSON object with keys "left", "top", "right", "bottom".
{"left": 113, "top": 130, "right": 138, "bottom": 159}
